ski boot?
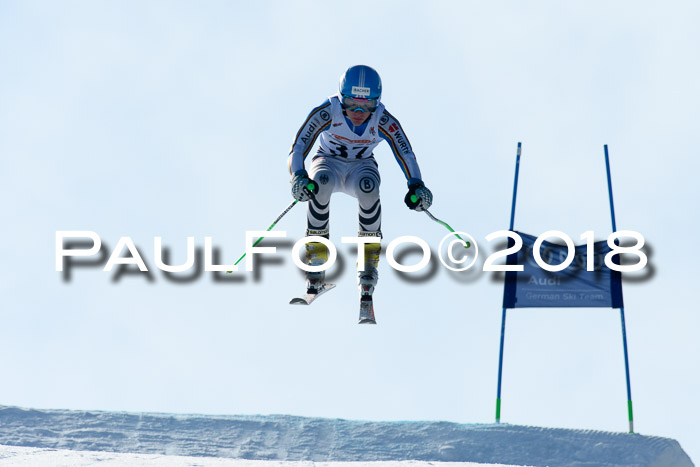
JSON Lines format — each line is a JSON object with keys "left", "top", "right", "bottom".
{"left": 358, "top": 238, "right": 380, "bottom": 325}
{"left": 289, "top": 240, "right": 335, "bottom": 304}
{"left": 305, "top": 240, "right": 328, "bottom": 294}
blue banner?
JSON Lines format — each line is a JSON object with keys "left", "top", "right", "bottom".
{"left": 502, "top": 231, "right": 623, "bottom": 309}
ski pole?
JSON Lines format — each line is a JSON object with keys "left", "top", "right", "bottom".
{"left": 411, "top": 195, "right": 470, "bottom": 248}
{"left": 227, "top": 182, "right": 316, "bottom": 273}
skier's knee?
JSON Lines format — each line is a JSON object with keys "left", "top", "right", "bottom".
{"left": 356, "top": 174, "right": 380, "bottom": 198}
{"left": 312, "top": 170, "right": 336, "bottom": 198}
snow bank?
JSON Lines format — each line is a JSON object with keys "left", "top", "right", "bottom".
{"left": 0, "top": 406, "right": 693, "bottom": 466}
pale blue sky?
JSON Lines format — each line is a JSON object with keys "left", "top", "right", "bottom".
{"left": 1, "top": 0, "right": 699, "bottom": 462}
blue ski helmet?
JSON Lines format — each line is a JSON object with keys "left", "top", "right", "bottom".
{"left": 339, "top": 65, "right": 382, "bottom": 101}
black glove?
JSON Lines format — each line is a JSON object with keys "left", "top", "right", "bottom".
{"left": 290, "top": 170, "right": 319, "bottom": 202}
{"left": 404, "top": 182, "right": 433, "bottom": 211}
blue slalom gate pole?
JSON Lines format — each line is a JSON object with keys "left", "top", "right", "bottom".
{"left": 605, "top": 144, "right": 635, "bottom": 434}
{"left": 508, "top": 142, "right": 522, "bottom": 232}
{"left": 496, "top": 142, "right": 521, "bottom": 423}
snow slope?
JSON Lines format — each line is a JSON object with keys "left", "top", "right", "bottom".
{"left": 0, "top": 445, "right": 516, "bottom": 467}
{"left": 0, "top": 406, "right": 693, "bottom": 466}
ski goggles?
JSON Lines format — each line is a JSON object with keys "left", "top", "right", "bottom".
{"left": 342, "top": 96, "right": 378, "bottom": 113}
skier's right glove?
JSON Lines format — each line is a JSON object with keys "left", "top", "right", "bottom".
{"left": 404, "top": 181, "right": 433, "bottom": 211}
{"left": 291, "top": 170, "right": 319, "bottom": 202}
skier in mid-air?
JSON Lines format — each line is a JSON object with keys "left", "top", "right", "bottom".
{"left": 288, "top": 65, "right": 432, "bottom": 324}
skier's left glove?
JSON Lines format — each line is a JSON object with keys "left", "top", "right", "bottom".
{"left": 291, "top": 170, "right": 319, "bottom": 202}
{"left": 404, "top": 181, "right": 433, "bottom": 211}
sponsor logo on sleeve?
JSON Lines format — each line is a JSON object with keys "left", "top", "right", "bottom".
{"left": 301, "top": 121, "right": 319, "bottom": 145}
{"left": 389, "top": 123, "right": 399, "bottom": 133}
{"left": 393, "top": 130, "right": 409, "bottom": 154}
{"left": 379, "top": 115, "right": 390, "bottom": 125}
{"left": 320, "top": 110, "right": 330, "bottom": 121}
